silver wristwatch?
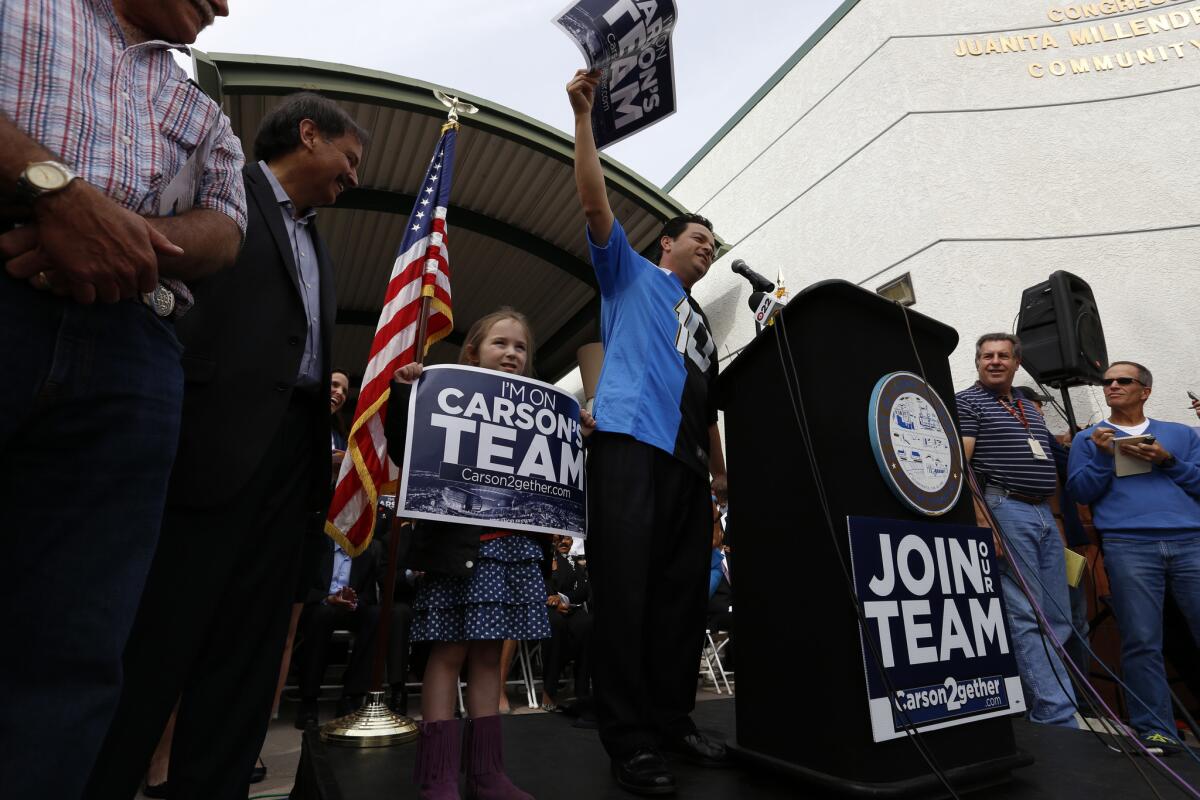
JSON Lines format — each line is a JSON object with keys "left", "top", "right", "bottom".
{"left": 17, "top": 160, "right": 78, "bottom": 201}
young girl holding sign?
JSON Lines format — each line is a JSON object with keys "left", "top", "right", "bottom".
{"left": 386, "top": 307, "right": 592, "bottom": 800}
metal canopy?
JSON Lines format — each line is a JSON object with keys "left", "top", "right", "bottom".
{"left": 200, "top": 52, "right": 698, "bottom": 384}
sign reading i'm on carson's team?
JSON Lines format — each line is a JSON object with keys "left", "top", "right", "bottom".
{"left": 397, "top": 365, "right": 587, "bottom": 538}
{"left": 868, "top": 371, "right": 964, "bottom": 517}
{"left": 847, "top": 516, "right": 1025, "bottom": 742}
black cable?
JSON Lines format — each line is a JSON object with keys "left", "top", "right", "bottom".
{"left": 769, "top": 313, "right": 963, "bottom": 800}
{"left": 1024, "top": 559, "right": 1150, "bottom": 766}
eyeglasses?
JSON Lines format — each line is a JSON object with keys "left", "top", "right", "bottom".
{"left": 1102, "top": 377, "right": 1144, "bottom": 387}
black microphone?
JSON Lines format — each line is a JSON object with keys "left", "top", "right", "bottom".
{"left": 747, "top": 291, "right": 766, "bottom": 312}
{"left": 731, "top": 259, "right": 775, "bottom": 293}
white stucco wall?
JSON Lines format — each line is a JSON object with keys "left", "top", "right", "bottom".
{"left": 670, "top": 0, "right": 1200, "bottom": 429}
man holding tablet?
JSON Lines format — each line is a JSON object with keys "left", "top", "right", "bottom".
{"left": 1067, "top": 360, "right": 1200, "bottom": 755}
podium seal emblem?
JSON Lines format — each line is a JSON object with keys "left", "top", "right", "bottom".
{"left": 868, "top": 371, "right": 963, "bottom": 516}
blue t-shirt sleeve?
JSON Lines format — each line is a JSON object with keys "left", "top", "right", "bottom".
{"left": 586, "top": 218, "right": 640, "bottom": 298}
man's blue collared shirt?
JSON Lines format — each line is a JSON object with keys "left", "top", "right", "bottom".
{"left": 327, "top": 544, "right": 352, "bottom": 596}
{"left": 260, "top": 160, "right": 322, "bottom": 387}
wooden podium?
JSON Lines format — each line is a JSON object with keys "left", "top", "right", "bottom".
{"left": 717, "top": 280, "right": 1031, "bottom": 796}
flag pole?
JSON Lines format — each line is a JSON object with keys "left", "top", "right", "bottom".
{"left": 322, "top": 95, "right": 475, "bottom": 747}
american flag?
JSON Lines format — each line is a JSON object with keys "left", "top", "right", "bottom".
{"left": 326, "top": 125, "right": 457, "bottom": 555}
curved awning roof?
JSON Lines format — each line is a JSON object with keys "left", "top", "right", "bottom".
{"left": 197, "top": 52, "right": 700, "bottom": 384}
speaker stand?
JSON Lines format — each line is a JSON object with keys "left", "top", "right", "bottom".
{"left": 1059, "top": 385, "right": 1080, "bottom": 432}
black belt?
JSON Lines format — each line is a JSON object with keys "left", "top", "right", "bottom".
{"left": 985, "top": 485, "right": 1050, "bottom": 505}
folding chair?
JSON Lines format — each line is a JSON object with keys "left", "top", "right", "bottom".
{"left": 701, "top": 630, "right": 732, "bottom": 694}
{"left": 516, "top": 640, "right": 543, "bottom": 708}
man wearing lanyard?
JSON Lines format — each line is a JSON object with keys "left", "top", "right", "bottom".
{"left": 956, "top": 333, "right": 1078, "bottom": 727}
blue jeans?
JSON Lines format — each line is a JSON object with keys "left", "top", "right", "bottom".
{"left": 987, "top": 490, "right": 1079, "bottom": 727}
{"left": 0, "top": 276, "right": 184, "bottom": 799}
{"left": 1103, "top": 535, "right": 1200, "bottom": 738}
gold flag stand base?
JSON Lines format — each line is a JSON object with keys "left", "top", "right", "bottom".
{"left": 319, "top": 690, "right": 419, "bottom": 747}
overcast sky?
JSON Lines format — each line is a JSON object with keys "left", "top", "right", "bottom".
{"left": 193, "top": 0, "right": 843, "bottom": 186}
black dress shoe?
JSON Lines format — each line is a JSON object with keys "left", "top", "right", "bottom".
{"left": 611, "top": 748, "right": 676, "bottom": 795}
{"left": 662, "top": 731, "right": 731, "bottom": 767}
{"left": 143, "top": 780, "right": 169, "bottom": 799}
{"left": 249, "top": 757, "right": 267, "bottom": 784}
{"left": 294, "top": 700, "right": 319, "bottom": 730}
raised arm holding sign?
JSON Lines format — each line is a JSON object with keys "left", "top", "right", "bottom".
{"left": 567, "top": 58, "right": 734, "bottom": 792}
{"left": 554, "top": 0, "right": 678, "bottom": 147}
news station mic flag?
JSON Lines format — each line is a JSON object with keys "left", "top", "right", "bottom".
{"left": 326, "top": 124, "right": 457, "bottom": 556}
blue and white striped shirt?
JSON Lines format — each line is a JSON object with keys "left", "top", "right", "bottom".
{"left": 956, "top": 382, "right": 1057, "bottom": 497}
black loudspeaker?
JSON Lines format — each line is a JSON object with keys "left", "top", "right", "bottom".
{"left": 1015, "top": 270, "right": 1107, "bottom": 387}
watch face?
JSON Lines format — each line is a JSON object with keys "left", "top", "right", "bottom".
{"left": 27, "top": 163, "right": 70, "bottom": 191}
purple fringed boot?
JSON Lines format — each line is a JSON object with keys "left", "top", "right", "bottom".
{"left": 463, "top": 715, "right": 534, "bottom": 800}
{"left": 414, "top": 719, "right": 462, "bottom": 799}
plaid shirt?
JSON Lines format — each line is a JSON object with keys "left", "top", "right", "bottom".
{"left": 0, "top": 0, "right": 247, "bottom": 234}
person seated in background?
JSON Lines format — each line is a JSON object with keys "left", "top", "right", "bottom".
{"left": 330, "top": 367, "right": 350, "bottom": 456}
{"left": 707, "top": 502, "right": 734, "bottom": 673}
{"left": 541, "top": 535, "right": 594, "bottom": 711}
{"left": 295, "top": 537, "right": 385, "bottom": 728}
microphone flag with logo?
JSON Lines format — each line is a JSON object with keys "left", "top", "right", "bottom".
{"left": 326, "top": 124, "right": 457, "bottom": 556}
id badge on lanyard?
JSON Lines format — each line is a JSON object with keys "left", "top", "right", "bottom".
{"left": 1001, "top": 396, "right": 1050, "bottom": 461}
{"left": 1028, "top": 437, "right": 1049, "bottom": 461}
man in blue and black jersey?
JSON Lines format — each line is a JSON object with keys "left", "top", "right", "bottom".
{"left": 568, "top": 68, "right": 729, "bottom": 795}
{"left": 957, "top": 333, "right": 1078, "bottom": 729}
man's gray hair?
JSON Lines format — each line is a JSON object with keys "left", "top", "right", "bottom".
{"left": 1107, "top": 360, "right": 1153, "bottom": 387}
{"left": 974, "top": 332, "right": 1022, "bottom": 361}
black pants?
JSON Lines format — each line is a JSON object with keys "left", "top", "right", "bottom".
{"left": 85, "top": 399, "right": 318, "bottom": 800}
{"left": 542, "top": 608, "right": 594, "bottom": 700}
{"left": 298, "top": 601, "right": 413, "bottom": 700}
{"left": 586, "top": 433, "right": 712, "bottom": 758}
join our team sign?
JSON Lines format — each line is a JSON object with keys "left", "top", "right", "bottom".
{"left": 846, "top": 516, "right": 1024, "bottom": 742}
{"left": 397, "top": 365, "right": 586, "bottom": 538}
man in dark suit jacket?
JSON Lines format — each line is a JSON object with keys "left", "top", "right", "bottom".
{"left": 86, "top": 93, "right": 368, "bottom": 800}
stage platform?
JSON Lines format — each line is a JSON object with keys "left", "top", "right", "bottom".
{"left": 291, "top": 698, "right": 1198, "bottom": 799}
